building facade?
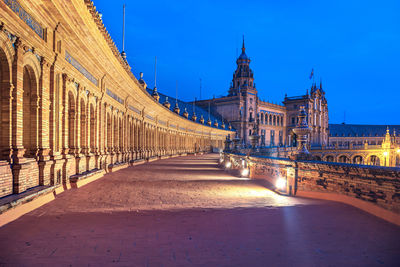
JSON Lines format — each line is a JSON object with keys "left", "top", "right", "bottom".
{"left": 195, "top": 40, "right": 399, "bottom": 167}
{"left": 0, "top": 0, "right": 233, "bottom": 199}
{"left": 196, "top": 40, "right": 329, "bottom": 148}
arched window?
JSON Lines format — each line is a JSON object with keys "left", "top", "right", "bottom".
{"left": 369, "top": 155, "right": 380, "bottom": 166}
{"left": 338, "top": 155, "right": 349, "bottom": 163}
{"left": 353, "top": 155, "right": 363, "bottom": 164}
{"left": 325, "top": 155, "right": 334, "bottom": 162}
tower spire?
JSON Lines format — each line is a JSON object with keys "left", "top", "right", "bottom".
{"left": 242, "top": 35, "right": 245, "bottom": 53}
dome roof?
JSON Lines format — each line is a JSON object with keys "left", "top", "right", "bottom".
{"left": 237, "top": 36, "right": 249, "bottom": 61}
{"left": 238, "top": 51, "right": 248, "bottom": 60}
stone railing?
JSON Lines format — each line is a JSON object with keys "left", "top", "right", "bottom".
{"left": 227, "top": 146, "right": 297, "bottom": 158}
{"left": 221, "top": 152, "right": 400, "bottom": 216}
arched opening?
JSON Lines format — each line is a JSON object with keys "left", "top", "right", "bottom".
{"left": 260, "top": 113, "right": 264, "bottom": 124}
{"left": 134, "top": 122, "right": 138, "bottom": 151}
{"left": 80, "top": 99, "right": 86, "bottom": 152}
{"left": 130, "top": 120, "right": 134, "bottom": 150}
{"left": 68, "top": 92, "right": 75, "bottom": 153}
{"left": 119, "top": 117, "right": 123, "bottom": 150}
{"left": 369, "top": 155, "right": 380, "bottom": 166}
{"left": 338, "top": 155, "right": 349, "bottom": 163}
{"left": 325, "top": 155, "right": 334, "bottom": 162}
{"left": 90, "top": 104, "right": 95, "bottom": 152}
{"left": 353, "top": 155, "right": 363, "bottom": 164}
{"left": 22, "top": 65, "right": 38, "bottom": 157}
{"left": 106, "top": 113, "right": 111, "bottom": 151}
{"left": 0, "top": 47, "right": 11, "bottom": 160}
{"left": 113, "top": 115, "right": 118, "bottom": 150}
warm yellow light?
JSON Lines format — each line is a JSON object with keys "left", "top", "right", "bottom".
{"left": 225, "top": 161, "right": 232, "bottom": 168}
{"left": 275, "top": 177, "right": 286, "bottom": 190}
{"left": 241, "top": 168, "right": 249, "bottom": 177}
{"left": 397, "top": 149, "right": 400, "bottom": 153}
{"left": 383, "top": 151, "right": 388, "bottom": 156}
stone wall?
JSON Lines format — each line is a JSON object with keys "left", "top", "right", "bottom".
{"left": 223, "top": 153, "right": 400, "bottom": 214}
{"left": 296, "top": 161, "right": 400, "bottom": 213}
{"left": 0, "top": 162, "right": 13, "bottom": 198}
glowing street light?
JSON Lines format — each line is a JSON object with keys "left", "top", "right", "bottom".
{"left": 241, "top": 168, "right": 249, "bottom": 177}
{"left": 275, "top": 177, "right": 286, "bottom": 191}
{"left": 225, "top": 161, "right": 232, "bottom": 169}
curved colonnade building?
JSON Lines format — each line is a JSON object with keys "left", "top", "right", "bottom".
{"left": 0, "top": 0, "right": 233, "bottom": 198}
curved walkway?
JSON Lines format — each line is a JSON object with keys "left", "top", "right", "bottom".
{"left": 0, "top": 154, "right": 399, "bottom": 266}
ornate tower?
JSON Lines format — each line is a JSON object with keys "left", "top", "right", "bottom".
{"left": 228, "top": 37, "right": 256, "bottom": 96}
{"left": 309, "top": 81, "right": 329, "bottom": 146}
{"left": 227, "top": 37, "right": 258, "bottom": 145}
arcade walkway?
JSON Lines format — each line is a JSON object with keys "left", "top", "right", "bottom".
{"left": 0, "top": 154, "right": 399, "bottom": 266}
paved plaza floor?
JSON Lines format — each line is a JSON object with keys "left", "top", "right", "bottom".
{"left": 0, "top": 154, "right": 399, "bottom": 266}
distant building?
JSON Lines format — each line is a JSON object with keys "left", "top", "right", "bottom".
{"left": 195, "top": 39, "right": 329, "bottom": 147}
{"left": 328, "top": 124, "right": 400, "bottom": 147}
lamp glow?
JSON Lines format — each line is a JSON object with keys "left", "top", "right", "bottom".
{"left": 241, "top": 168, "right": 249, "bottom": 177}
{"left": 397, "top": 149, "right": 400, "bottom": 153}
{"left": 383, "top": 151, "right": 388, "bottom": 156}
{"left": 275, "top": 177, "right": 286, "bottom": 190}
{"left": 225, "top": 161, "right": 232, "bottom": 168}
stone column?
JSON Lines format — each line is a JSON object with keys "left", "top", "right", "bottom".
{"left": 38, "top": 56, "right": 52, "bottom": 185}
{"left": 11, "top": 38, "right": 25, "bottom": 163}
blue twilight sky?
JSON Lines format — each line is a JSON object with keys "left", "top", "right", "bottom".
{"left": 94, "top": 0, "right": 400, "bottom": 125}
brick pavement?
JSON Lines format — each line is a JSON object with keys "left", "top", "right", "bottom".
{"left": 0, "top": 154, "right": 399, "bottom": 266}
